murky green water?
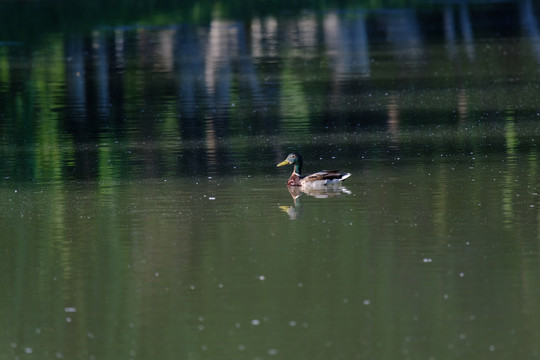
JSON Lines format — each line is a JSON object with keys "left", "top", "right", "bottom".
{"left": 3, "top": 1, "right": 540, "bottom": 359}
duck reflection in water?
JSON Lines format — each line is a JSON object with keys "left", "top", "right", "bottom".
{"left": 279, "top": 184, "right": 352, "bottom": 220}
{"left": 277, "top": 152, "right": 352, "bottom": 220}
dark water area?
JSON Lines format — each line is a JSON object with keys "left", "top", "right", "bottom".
{"left": 2, "top": 1, "right": 540, "bottom": 359}
{"left": 1, "top": 0, "right": 540, "bottom": 181}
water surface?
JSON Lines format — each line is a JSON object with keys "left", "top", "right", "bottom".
{"left": 2, "top": 1, "right": 540, "bottom": 359}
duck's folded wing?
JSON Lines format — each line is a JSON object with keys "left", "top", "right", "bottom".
{"left": 304, "top": 171, "right": 350, "bottom": 182}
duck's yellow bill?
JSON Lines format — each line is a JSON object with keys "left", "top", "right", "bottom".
{"left": 277, "top": 160, "right": 290, "bottom": 167}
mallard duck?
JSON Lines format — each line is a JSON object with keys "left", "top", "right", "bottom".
{"left": 277, "top": 152, "right": 351, "bottom": 187}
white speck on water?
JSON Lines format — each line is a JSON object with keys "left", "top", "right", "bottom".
{"left": 218, "top": 283, "right": 224, "bottom": 288}
{"left": 66, "top": 317, "right": 72, "bottom": 323}
{"left": 363, "top": 299, "right": 371, "bottom": 305}
{"left": 489, "top": 345, "right": 496, "bottom": 351}
{"left": 64, "top": 307, "right": 77, "bottom": 313}
{"left": 155, "top": 272, "right": 159, "bottom": 277}
{"left": 459, "top": 272, "right": 465, "bottom": 277}
{"left": 55, "top": 351, "right": 64, "bottom": 358}
{"left": 289, "top": 320, "right": 297, "bottom": 326}
{"left": 343, "top": 298, "right": 349, "bottom": 304}
{"left": 35, "top": 328, "right": 41, "bottom": 334}
{"left": 235, "top": 322, "right": 241, "bottom": 328}
{"left": 443, "top": 294, "right": 449, "bottom": 299}
{"left": 198, "top": 316, "right": 204, "bottom": 321}
{"left": 198, "top": 325, "right": 205, "bottom": 331}
{"left": 258, "top": 275, "right": 265, "bottom": 280}
{"left": 268, "top": 349, "right": 279, "bottom": 355}
{"left": 297, "top": 282, "right": 303, "bottom": 287}
{"left": 24, "top": 347, "right": 33, "bottom": 354}
{"left": 459, "top": 333, "right": 466, "bottom": 340}
{"left": 238, "top": 344, "right": 245, "bottom": 350}
{"left": 190, "top": 285, "right": 196, "bottom": 290}
{"left": 423, "top": 258, "right": 433, "bottom": 263}
{"left": 251, "top": 319, "right": 260, "bottom": 326}
{"left": 209, "top": 197, "right": 216, "bottom": 200}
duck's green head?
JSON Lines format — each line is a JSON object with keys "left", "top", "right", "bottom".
{"left": 277, "top": 152, "right": 303, "bottom": 174}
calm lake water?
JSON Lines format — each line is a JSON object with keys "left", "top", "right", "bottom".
{"left": 2, "top": 1, "right": 540, "bottom": 359}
